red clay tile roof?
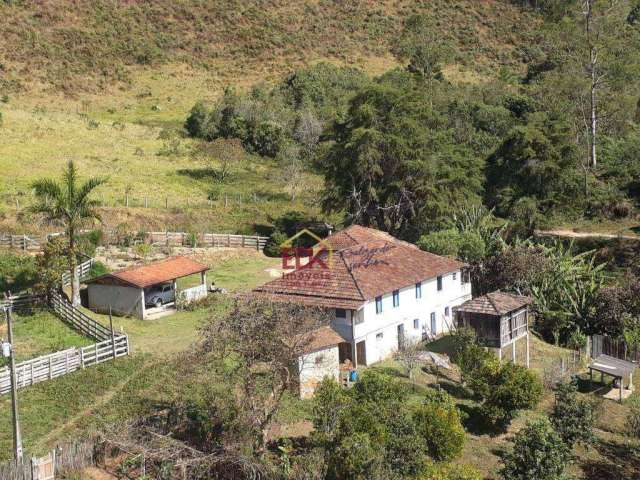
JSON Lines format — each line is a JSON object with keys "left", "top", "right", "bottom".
{"left": 320, "top": 224, "right": 419, "bottom": 252}
{"left": 298, "top": 326, "right": 348, "bottom": 353}
{"left": 455, "top": 291, "right": 532, "bottom": 316}
{"left": 87, "top": 256, "right": 209, "bottom": 289}
{"left": 254, "top": 226, "right": 465, "bottom": 308}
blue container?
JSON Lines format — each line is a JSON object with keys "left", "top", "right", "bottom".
{"left": 349, "top": 370, "right": 359, "bottom": 382}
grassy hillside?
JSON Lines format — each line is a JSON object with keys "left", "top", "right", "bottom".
{"left": 0, "top": 1, "right": 541, "bottom": 233}
{"left": 0, "top": 1, "right": 538, "bottom": 92}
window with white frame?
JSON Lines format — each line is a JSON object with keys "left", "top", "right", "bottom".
{"left": 445, "top": 306, "right": 450, "bottom": 317}
{"left": 437, "top": 276, "right": 443, "bottom": 291}
{"left": 392, "top": 290, "right": 400, "bottom": 307}
{"left": 415, "top": 282, "right": 422, "bottom": 299}
{"left": 376, "top": 332, "right": 383, "bottom": 341}
{"left": 453, "top": 272, "right": 457, "bottom": 281}
{"left": 413, "top": 318, "right": 419, "bottom": 329}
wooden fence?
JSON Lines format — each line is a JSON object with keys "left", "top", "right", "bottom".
{"left": 0, "top": 293, "right": 46, "bottom": 311}
{"left": 0, "top": 230, "right": 269, "bottom": 251}
{"left": 61, "top": 257, "right": 95, "bottom": 287}
{"left": 0, "top": 334, "right": 129, "bottom": 395}
{"left": 591, "top": 334, "right": 640, "bottom": 363}
{"left": 50, "top": 293, "right": 112, "bottom": 341}
{"left": 0, "top": 234, "right": 41, "bottom": 251}
{"left": 0, "top": 440, "right": 95, "bottom": 480}
{"left": 0, "top": 293, "right": 129, "bottom": 396}
{"left": 148, "top": 231, "right": 268, "bottom": 249}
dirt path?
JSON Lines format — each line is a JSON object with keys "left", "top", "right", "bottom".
{"left": 534, "top": 229, "right": 639, "bottom": 241}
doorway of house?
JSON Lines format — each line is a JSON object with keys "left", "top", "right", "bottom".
{"left": 338, "top": 342, "right": 352, "bottom": 363}
{"left": 356, "top": 341, "right": 367, "bottom": 366}
{"left": 397, "top": 324, "right": 405, "bottom": 350}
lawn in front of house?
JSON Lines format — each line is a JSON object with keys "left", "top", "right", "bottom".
{"left": 85, "top": 295, "right": 231, "bottom": 355}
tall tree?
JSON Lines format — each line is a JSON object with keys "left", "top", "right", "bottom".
{"left": 31, "top": 161, "right": 105, "bottom": 306}
{"left": 199, "top": 296, "right": 330, "bottom": 454}
{"left": 321, "top": 76, "right": 482, "bottom": 239}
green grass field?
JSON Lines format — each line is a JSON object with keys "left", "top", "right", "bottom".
{"left": 0, "top": 80, "right": 324, "bottom": 234}
{"left": 0, "top": 310, "right": 93, "bottom": 367}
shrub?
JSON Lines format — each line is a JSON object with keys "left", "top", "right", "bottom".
{"left": 185, "top": 101, "right": 214, "bottom": 139}
{"left": 333, "top": 432, "right": 384, "bottom": 480}
{"left": 419, "top": 463, "right": 482, "bottom": 480}
{"left": 450, "top": 327, "right": 493, "bottom": 385}
{"left": 264, "top": 230, "right": 288, "bottom": 257}
{"left": 247, "top": 121, "right": 286, "bottom": 157}
{"left": 480, "top": 361, "right": 543, "bottom": 430}
{"left": 501, "top": 419, "right": 570, "bottom": 480}
{"left": 458, "top": 231, "right": 487, "bottom": 263}
{"left": 312, "top": 373, "right": 464, "bottom": 479}
{"left": 467, "top": 358, "right": 542, "bottom": 430}
{"left": 550, "top": 380, "right": 595, "bottom": 447}
{"left": 88, "top": 261, "right": 109, "bottom": 280}
{"left": 413, "top": 390, "right": 466, "bottom": 461}
{"left": 418, "top": 229, "right": 461, "bottom": 257}
{"left": 0, "top": 251, "right": 38, "bottom": 292}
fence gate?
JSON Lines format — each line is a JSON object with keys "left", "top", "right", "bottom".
{"left": 31, "top": 452, "right": 55, "bottom": 480}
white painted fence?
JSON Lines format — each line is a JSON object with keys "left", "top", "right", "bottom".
{"left": 0, "top": 335, "right": 129, "bottom": 395}
{"left": 61, "top": 257, "right": 95, "bottom": 287}
{"left": 178, "top": 284, "right": 207, "bottom": 304}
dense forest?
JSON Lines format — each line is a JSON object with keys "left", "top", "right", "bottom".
{"left": 185, "top": 0, "right": 640, "bottom": 241}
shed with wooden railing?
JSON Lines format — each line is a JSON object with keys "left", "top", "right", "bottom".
{"left": 454, "top": 291, "right": 532, "bottom": 367}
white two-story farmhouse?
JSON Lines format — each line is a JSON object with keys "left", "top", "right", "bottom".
{"left": 254, "top": 225, "right": 472, "bottom": 397}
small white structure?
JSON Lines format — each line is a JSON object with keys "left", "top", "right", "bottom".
{"left": 255, "top": 225, "right": 472, "bottom": 380}
{"left": 86, "top": 256, "right": 209, "bottom": 319}
{"left": 296, "top": 326, "right": 347, "bottom": 399}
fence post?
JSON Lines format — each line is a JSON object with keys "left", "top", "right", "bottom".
{"left": 109, "top": 308, "right": 117, "bottom": 359}
{"left": 80, "top": 349, "right": 85, "bottom": 369}
{"left": 22, "top": 235, "right": 26, "bottom": 251}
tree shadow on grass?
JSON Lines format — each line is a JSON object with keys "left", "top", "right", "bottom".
{"left": 581, "top": 438, "right": 640, "bottom": 480}
{"left": 177, "top": 167, "right": 219, "bottom": 181}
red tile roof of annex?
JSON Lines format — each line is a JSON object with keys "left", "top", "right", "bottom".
{"left": 86, "top": 256, "right": 209, "bottom": 289}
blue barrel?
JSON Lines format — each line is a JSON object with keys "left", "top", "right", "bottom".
{"left": 349, "top": 370, "right": 359, "bottom": 382}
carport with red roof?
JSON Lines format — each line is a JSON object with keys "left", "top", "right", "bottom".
{"left": 85, "top": 256, "right": 209, "bottom": 319}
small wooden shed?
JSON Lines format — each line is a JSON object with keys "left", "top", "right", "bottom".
{"left": 455, "top": 291, "right": 532, "bottom": 367}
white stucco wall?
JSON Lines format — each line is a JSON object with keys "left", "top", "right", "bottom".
{"left": 87, "top": 283, "right": 144, "bottom": 319}
{"left": 297, "top": 346, "right": 340, "bottom": 399}
{"left": 331, "top": 269, "right": 471, "bottom": 366}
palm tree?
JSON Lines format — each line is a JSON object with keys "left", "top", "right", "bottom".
{"left": 31, "top": 161, "right": 105, "bottom": 306}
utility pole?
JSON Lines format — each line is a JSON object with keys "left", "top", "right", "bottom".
{"left": 3, "top": 302, "right": 23, "bottom": 462}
